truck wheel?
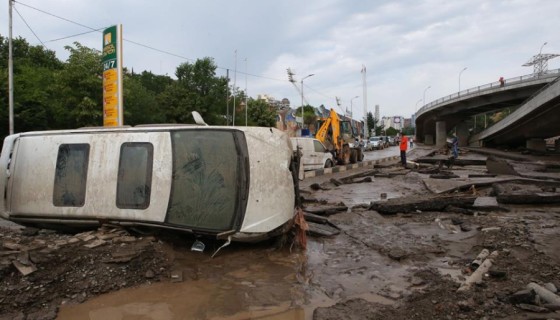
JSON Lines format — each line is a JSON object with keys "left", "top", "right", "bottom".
{"left": 350, "top": 149, "right": 358, "bottom": 164}
{"left": 340, "top": 145, "right": 351, "bottom": 165}
{"left": 325, "top": 159, "right": 334, "bottom": 168}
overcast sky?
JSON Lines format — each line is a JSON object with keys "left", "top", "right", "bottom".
{"left": 2, "top": 0, "right": 559, "bottom": 122}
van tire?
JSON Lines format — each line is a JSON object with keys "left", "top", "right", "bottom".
{"left": 324, "top": 159, "right": 334, "bottom": 168}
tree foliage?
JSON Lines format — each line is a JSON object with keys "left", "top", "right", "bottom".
{"left": 0, "top": 36, "right": 283, "bottom": 145}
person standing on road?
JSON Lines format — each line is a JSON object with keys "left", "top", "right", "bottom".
{"left": 400, "top": 135, "right": 408, "bottom": 168}
{"left": 451, "top": 135, "right": 459, "bottom": 159}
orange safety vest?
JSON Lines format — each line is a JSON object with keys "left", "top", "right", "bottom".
{"left": 400, "top": 136, "right": 408, "bottom": 151}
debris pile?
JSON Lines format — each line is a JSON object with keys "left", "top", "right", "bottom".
{"left": 0, "top": 225, "right": 171, "bottom": 319}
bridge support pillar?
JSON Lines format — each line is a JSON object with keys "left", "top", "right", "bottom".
{"left": 456, "top": 122, "right": 469, "bottom": 147}
{"left": 436, "top": 121, "right": 447, "bottom": 148}
{"left": 424, "top": 134, "right": 434, "bottom": 145}
{"left": 526, "top": 139, "right": 546, "bottom": 152}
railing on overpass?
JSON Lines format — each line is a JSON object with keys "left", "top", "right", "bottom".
{"left": 418, "top": 68, "right": 560, "bottom": 114}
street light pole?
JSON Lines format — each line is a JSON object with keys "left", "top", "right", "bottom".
{"left": 8, "top": 0, "right": 14, "bottom": 135}
{"left": 415, "top": 98, "right": 422, "bottom": 114}
{"left": 458, "top": 67, "right": 467, "bottom": 93}
{"left": 350, "top": 95, "right": 359, "bottom": 132}
{"left": 300, "top": 73, "right": 314, "bottom": 132}
{"left": 414, "top": 98, "right": 422, "bottom": 136}
{"left": 423, "top": 86, "right": 431, "bottom": 107}
{"left": 539, "top": 42, "right": 548, "bottom": 56}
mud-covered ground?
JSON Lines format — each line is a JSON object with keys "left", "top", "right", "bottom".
{"left": 1, "top": 146, "right": 560, "bottom": 320}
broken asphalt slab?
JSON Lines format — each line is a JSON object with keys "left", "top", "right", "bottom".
{"left": 493, "top": 182, "right": 560, "bottom": 204}
{"left": 368, "top": 195, "right": 477, "bottom": 214}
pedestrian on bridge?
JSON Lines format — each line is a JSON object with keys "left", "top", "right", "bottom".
{"left": 400, "top": 135, "right": 408, "bottom": 168}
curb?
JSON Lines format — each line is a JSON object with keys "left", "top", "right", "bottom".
{"left": 304, "top": 155, "right": 400, "bottom": 179}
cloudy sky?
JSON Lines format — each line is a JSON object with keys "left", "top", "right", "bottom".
{"left": 2, "top": 0, "right": 559, "bottom": 122}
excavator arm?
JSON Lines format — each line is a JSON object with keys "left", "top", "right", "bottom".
{"left": 315, "top": 109, "right": 347, "bottom": 163}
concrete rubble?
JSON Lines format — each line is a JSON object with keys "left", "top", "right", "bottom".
{"left": 2, "top": 146, "right": 560, "bottom": 320}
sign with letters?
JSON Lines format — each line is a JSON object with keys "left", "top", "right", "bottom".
{"left": 102, "top": 25, "right": 123, "bottom": 126}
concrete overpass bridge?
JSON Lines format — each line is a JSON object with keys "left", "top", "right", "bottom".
{"left": 415, "top": 69, "right": 560, "bottom": 150}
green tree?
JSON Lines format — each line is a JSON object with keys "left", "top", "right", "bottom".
{"left": 123, "top": 72, "right": 164, "bottom": 125}
{"left": 295, "top": 105, "right": 317, "bottom": 128}
{"left": 366, "top": 112, "right": 384, "bottom": 136}
{"left": 401, "top": 126, "right": 415, "bottom": 135}
{"left": 247, "top": 98, "right": 276, "bottom": 127}
{"left": 0, "top": 36, "right": 62, "bottom": 137}
{"left": 386, "top": 127, "right": 398, "bottom": 136}
{"left": 161, "top": 57, "right": 228, "bottom": 125}
{"left": 54, "top": 42, "right": 103, "bottom": 128}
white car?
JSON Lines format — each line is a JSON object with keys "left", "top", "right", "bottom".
{"left": 290, "top": 137, "right": 335, "bottom": 170}
{"left": 368, "top": 136, "right": 384, "bottom": 150}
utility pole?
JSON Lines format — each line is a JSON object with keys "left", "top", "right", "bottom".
{"left": 244, "top": 58, "right": 248, "bottom": 126}
{"left": 226, "top": 69, "right": 229, "bottom": 125}
{"left": 361, "top": 65, "right": 368, "bottom": 138}
{"left": 8, "top": 0, "right": 14, "bottom": 134}
{"left": 300, "top": 73, "right": 314, "bottom": 132}
{"left": 233, "top": 50, "right": 237, "bottom": 126}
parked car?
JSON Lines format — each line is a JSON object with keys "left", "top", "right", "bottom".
{"left": 368, "top": 136, "right": 384, "bottom": 150}
{"left": 290, "top": 137, "right": 335, "bottom": 170}
{"left": 363, "top": 139, "right": 372, "bottom": 151}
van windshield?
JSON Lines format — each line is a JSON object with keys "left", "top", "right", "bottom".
{"left": 166, "top": 130, "right": 247, "bottom": 232}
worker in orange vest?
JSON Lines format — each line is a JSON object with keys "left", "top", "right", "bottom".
{"left": 400, "top": 135, "right": 408, "bottom": 168}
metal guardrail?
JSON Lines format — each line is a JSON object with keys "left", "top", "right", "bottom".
{"left": 417, "top": 69, "right": 560, "bottom": 115}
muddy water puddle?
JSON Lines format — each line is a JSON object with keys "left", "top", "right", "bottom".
{"left": 57, "top": 234, "right": 407, "bottom": 320}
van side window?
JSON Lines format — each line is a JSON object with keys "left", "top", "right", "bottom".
{"left": 53, "top": 144, "right": 90, "bottom": 207}
{"left": 313, "top": 140, "right": 325, "bottom": 152}
{"left": 117, "top": 143, "right": 153, "bottom": 209}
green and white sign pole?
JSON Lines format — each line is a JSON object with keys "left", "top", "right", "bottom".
{"left": 102, "top": 25, "right": 123, "bottom": 126}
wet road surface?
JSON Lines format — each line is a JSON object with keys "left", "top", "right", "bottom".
{"left": 57, "top": 145, "right": 555, "bottom": 320}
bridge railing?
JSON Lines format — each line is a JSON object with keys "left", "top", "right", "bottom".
{"left": 418, "top": 68, "right": 560, "bottom": 114}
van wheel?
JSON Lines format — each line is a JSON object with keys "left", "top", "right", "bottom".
{"left": 324, "top": 159, "right": 333, "bottom": 168}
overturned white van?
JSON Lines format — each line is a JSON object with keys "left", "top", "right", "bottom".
{"left": 0, "top": 124, "right": 298, "bottom": 242}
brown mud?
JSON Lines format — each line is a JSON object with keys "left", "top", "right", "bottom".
{"left": 1, "top": 147, "right": 560, "bottom": 320}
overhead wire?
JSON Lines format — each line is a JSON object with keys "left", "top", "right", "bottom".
{"left": 46, "top": 28, "right": 106, "bottom": 43}
{"left": 14, "top": 0, "right": 338, "bottom": 106}
{"left": 13, "top": 5, "right": 47, "bottom": 48}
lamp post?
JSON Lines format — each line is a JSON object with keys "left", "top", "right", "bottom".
{"left": 350, "top": 95, "right": 359, "bottom": 126}
{"left": 539, "top": 42, "right": 548, "bottom": 56}
{"left": 300, "top": 73, "right": 314, "bottom": 131}
{"left": 423, "top": 86, "right": 431, "bottom": 107}
{"left": 458, "top": 67, "right": 467, "bottom": 93}
{"left": 350, "top": 95, "right": 359, "bottom": 135}
{"left": 414, "top": 98, "right": 422, "bottom": 136}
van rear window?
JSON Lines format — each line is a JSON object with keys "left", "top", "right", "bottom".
{"left": 166, "top": 130, "right": 240, "bottom": 231}
{"left": 53, "top": 144, "right": 90, "bottom": 207}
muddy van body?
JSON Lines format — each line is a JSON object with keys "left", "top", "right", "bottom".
{"left": 0, "top": 125, "right": 297, "bottom": 242}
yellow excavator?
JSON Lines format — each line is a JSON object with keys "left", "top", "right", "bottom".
{"left": 315, "top": 108, "right": 364, "bottom": 165}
